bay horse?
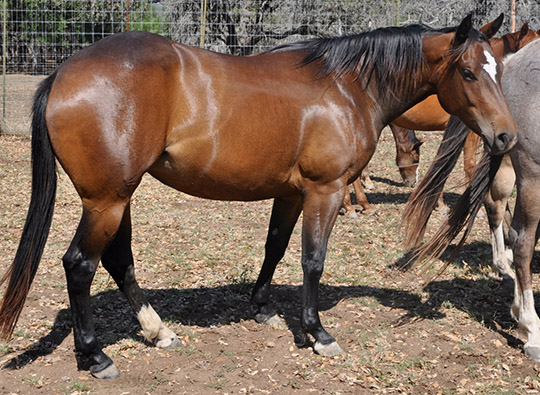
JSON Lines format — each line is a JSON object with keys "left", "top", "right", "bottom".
{"left": 343, "top": 17, "right": 540, "bottom": 217}
{"left": 392, "top": 21, "right": 540, "bottom": 134}
{"left": 0, "top": 15, "right": 515, "bottom": 379}
{"left": 403, "top": 38, "right": 540, "bottom": 362}
{"left": 341, "top": 124, "right": 422, "bottom": 218}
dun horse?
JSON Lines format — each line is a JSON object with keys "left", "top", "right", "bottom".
{"left": 0, "top": 16, "right": 515, "bottom": 378}
{"left": 404, "top": 38, "right": 540, "bottom": 362}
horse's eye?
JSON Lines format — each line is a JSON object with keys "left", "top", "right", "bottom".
{"left": 462, "top": 68, "right": 477, "bottom": 81}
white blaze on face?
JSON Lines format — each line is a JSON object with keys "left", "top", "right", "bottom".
{"left": 483, "top": 50, "right": 498, "bottom": 82}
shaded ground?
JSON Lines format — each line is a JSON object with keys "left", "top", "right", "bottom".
{"left": 1, "top": 132, "right": 540, "bottom": 394}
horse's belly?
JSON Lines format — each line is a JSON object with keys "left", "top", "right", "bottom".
{"left": 148, "top": 150, "right": 297, "bottom": 201}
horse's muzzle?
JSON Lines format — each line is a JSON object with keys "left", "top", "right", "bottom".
{"left": 491, "top": 132, "right": 517, "bottom": 155}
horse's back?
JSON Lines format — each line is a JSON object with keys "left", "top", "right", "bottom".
{"left": 44, "top": 31, "right": 367, "bottom": 202}
{"left": 503, "top": 39, "right": 540, "bottom": 174}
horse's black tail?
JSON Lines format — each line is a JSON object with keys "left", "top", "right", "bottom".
{"left": 402, "top": 115, "right": 470, "bottom": 249}
{"left": 0, "top": 71, "right": 58, "bottom": 338}
{"left": 403, "top": 116, "right": 503, "bottom": 281}
{"left": 411, "top": 152, "right": 502, "bottom": 280}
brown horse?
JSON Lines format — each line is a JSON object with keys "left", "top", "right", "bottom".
{"left": 403, "top": 38, "right": 540, "bottom": 361}
{"left": 393, "top": 22, "right": 540, "bottom": 134}
{"left": 0, "top": 15, "right": 515, "bottom": 379}
{"left": 401, "top": 22, "right": 540, "bottom": 276}
{"left": 342, "top": 124, "right": 422, "bottom": 218}
{"left": 394, "top": 21, "right": 540, "bottom": 214}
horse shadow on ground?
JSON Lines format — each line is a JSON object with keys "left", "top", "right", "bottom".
{"left": 2, "top": 258, "right": 525, "bottom": 372}
{"left": 369, "top": 175, "right": 406, "bottom": 188}
{"left": 353, "top": 177, "right": 460, "bottom": 207}
{"left": 391, "top": 241, "right": 493, "bottom": 273}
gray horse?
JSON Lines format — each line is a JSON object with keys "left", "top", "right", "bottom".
{"left": 502, "top": 38, "right": 540, "bottom": 361}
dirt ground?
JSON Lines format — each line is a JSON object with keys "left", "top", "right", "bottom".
{"left": 0, "top": 75, "right": 44, "bottom": 136}
{"left": 1, "top": 131, "right": 540, "bottom": 394}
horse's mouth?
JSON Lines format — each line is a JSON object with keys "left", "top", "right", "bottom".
{"left": 483, "top": 132, "right": 517, "bottom": 156}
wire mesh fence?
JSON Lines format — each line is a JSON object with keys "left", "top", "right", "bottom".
{"left": 1, "top": 0, "right": 538, "bottom": 135}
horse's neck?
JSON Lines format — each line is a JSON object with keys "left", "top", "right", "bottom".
{"left": 376, "top": 32, "right": 451, "bottom": 125}
{"left": 376, "top": 85, "right": 433, "bottom": 128}
{"left": 491, "top": 36, "right": 518, "bottom": 60}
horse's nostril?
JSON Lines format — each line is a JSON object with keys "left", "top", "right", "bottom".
{"left": 494, "top": 132, "right": 510, "bottom": 152}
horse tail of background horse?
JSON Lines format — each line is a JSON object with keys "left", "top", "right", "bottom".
{"left": 402, "top": 116, "right": 471, "bottom": 248}
{"left": 402, "top": 116, "right": 503, "bottom": 279}
{"left": 0, "top": 71, "right": 58, "bottom": 338}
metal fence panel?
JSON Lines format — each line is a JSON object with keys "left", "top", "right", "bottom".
{"left": 1, "top": 0, "right": 537, "bottom": 135}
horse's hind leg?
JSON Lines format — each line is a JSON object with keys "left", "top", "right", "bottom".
{"left": 485, "top": 154, "right": 515, "bottom": 285}
{"left": 63, "top": 200, "right": 130, "bottom": 379}
{"left": 100, "top": 203, "right": 179, "bottom": 348}
{"left": 508, "top": 185, "right": 540, "bottom": 361}
{"left": 252, "top": 196, "right": 302, "bottom": 325}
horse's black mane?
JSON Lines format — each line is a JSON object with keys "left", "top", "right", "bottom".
{"left": 270, "top": 23, "right": 486, "bottom": 99}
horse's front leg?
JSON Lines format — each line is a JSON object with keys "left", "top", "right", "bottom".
{"left": 352, "top": 176, "right": 373, "bottom": 213}
{"left": 509, "top": 188, "right": 540, "bottom": 361}
{"left": 298, "top": 187, "right": 345, "bottom": 356}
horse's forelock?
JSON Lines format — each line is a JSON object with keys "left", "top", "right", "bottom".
{"left": 447, "top": 28, "right": 490, "bottom": 63}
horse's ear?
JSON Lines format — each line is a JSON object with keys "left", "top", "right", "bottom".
{"left": 454, "top": 14, "right": 473, "bottom": 46}
{"left": 413, "top": 140, "right": 424, "bottom": 149}
{"left": 519, "top": 23, "right": 530, "bottom": 39}
{"left": 479, "top": 13, "right": 504, "bottom": 39}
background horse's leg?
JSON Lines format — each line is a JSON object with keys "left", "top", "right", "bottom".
{"left": 100, "top": 203, "right": 179, "bottom": 348}
{"left": 509, "top": 177, "right": 540, "bottom": 361}
{"left": 463, "top": 131, "right": 482, "bottom": 184}
{"left": 341, "top": 177, "right": 372, "bottom": 219}
{"left": 63, "top": 200, "right": 130, "bottom": 379}
{"left": 299, "top": 188, "right": 345, "bottom": 356}
{"left": 352, "top": 177, "right": 373, "bottom": 213}
{"left": 360, "top": 167, "right": 375, "bottom": 190}
{"left": 341, "top": 184, "right": 358, "bottom": 219}
{"left": 484, "top": 154, "right": 515, "bottom": 286}
{"left": 436, "top": 192, "right": 449, "bottom": 213}
{"left": 251, "top": 196, "right": 302, "bottom": 325}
